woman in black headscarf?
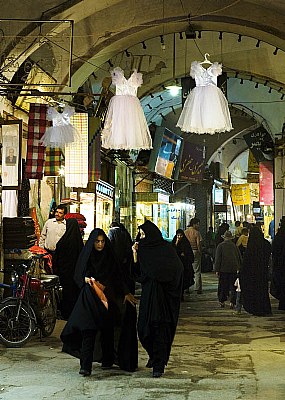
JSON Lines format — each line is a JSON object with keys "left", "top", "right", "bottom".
{"left": 271, "top": 219, "right": 285, "bottom": 310}
{"left": 172, "top": 229, "right": 194, "bottom": 298}
{"left": 61, "top": 228, "right": 138, "bottom": 376}
{"left": 132, "top": 220, "right": 183, "bottom": 378}
{"left": 240, "top": 226, "right": 272, "bottom": 316}
{"left": 53, "top": 218, "right": 84, "bottom": 320}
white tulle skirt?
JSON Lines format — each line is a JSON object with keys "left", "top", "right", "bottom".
{"left": 40, "top": 125, "right": 79, "bottom": 148}
{"left": 101, "top": 95, "right": 152, "bottom": 150}
{"left": 177, "top": 85, "right": 233, "bottom": 134}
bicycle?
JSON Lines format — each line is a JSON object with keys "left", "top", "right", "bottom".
{"left": 0, "top": 254, "right": 61, "bottom": 348}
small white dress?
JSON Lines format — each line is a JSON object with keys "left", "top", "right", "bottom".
{"left": 101, "top": 67, "right": 152, "bottom": 150}
{"left": 177, "top": 61, "right": 233, "bottom": 134}
{"left": 40, "top": 105, "right": 79, "bottom": 148}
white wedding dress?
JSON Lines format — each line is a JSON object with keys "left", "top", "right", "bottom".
{"left": 101, "top": 67, "right": 152, "bottom": 150}
{"left": 177, "top": 61, "right": 233, "bottom": 134}
{"left": 40, "top": 105, "right": 79, "bottom": 148}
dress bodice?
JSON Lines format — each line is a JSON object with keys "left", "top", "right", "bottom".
{"left": 111, "top": 67, "right": 143, "bottom": 96}
{"left": 190, "top": 61, "right": 222, "bottom": 87}
{"left": 47, "top": 105, "right": 75, "bottom": 127}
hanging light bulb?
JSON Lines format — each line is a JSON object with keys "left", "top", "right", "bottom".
{"left": 165, "top": 33, "right": 182, "bottom": 96}
{"left": 166, "top": 83, "right": 182, "bottom": 96}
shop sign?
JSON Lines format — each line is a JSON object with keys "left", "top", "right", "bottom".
{"left": 259, "top": 161, "right": 273, "bottom": 205}
{"left": 157, "top": 193, "right": 169, "bottom": 203}
{"left": 247, "top": 150, "right": 259, "bottom": 183}
{"left": 274, "top": 156, "right": 285, "bottom": 189}
{"left": 96, "top": 180, "right": 114, "bottom": 200}
{"left": 231, "top": 184, "right": 251, "bottom": 205}
{"left": 214, "top": 204, "right": 228, "bottom": 212}
{"left": 134, "top": 192, "right": 169, "bottom": 203}
{"left": 243, "top": 127, "right": 274, "bottom": 163}
{"left": 178, "top": 142, "right": 204, "bottom": 182}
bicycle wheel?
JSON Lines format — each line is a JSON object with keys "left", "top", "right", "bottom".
{"left": 40, "top": 291, "right": 56, "bottom": 337}
{"left": 0, "top": 298, "right": 36, "bottom": 347}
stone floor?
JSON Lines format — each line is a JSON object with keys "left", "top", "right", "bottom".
{"left": 1, "top": 272, "right": 285, "bottom": 400}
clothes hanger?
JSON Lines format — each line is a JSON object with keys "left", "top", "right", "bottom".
{"left": 47, "top": 99, "right": 66, "bottom": 112}
{"left": 199, "top": 53, "right": 212, "bottom": 65}
{"left": 57, "top": 102, "right": 66, "bottom": 113}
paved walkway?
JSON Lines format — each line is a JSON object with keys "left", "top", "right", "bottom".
{"left": 1, "top": 272, "right": 285, "bottom": 400}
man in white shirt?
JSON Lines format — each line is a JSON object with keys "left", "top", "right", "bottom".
{"left": 39, "top": 205, "right": 67, "bottom": 253}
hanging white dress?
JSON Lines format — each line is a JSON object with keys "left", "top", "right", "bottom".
{"left": 101, "top": 67, "right": 152, "bottom": 150}
{"left": 40, "top": 105, "right": 79, "bottom": 148}
{"left": 177, "top": 61, "right": 233, "bottom": 134}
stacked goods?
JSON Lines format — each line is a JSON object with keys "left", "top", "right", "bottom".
{"left": 3, "top": 217, "right": 37, "bottom": 249}
{"left": 65, "top": 213, "right": 87, "bottom": 236}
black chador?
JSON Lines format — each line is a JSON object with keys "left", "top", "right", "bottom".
{"left": 61, "top": 228, "right": 138, "bottom": 373}
{"left": 135, "top": 220, "right": 183, "bottom": 376}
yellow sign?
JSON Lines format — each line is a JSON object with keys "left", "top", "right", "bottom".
{"left": 231, "top": 184, "right": 251, "bottom": 205}
{"left": 247, "top": 150, "right": 259, "bottom": 183}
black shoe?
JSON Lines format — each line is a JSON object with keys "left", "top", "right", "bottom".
{"left": 79, "top": 369, "right": 91, "bottom": 376}
{"left": 145, "top": 359, "right": 153, "bottom": 368}
{"left": 152, "top": 371, "right": 163, "bottom": 378}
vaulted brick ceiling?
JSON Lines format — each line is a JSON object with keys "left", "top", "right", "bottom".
{"left": 1, "top": 0, "right": 284, "bottom": 168}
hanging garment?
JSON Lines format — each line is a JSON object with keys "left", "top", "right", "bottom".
{"left": 177, "top": 61, "right": 233, "bottom": 134}
{"left": 101, "top": 67, "right": 152, "bottom": 150}
{"left": 40, "top": 105, "right": 79, "bottom": 148}
{"left": 26, "top": 103, "right": 48, "bottom": 179}
{"left": 44, "top": 147, "right": 63, "bottom": 176}
{"left": 18, "top": 159, "right": 30, "bottom": 217}
{"left": 65, "top": 113, "right": 89, "bottom": 188}
{"left": 2, "top": 190, "right": 18, "bottom": 217}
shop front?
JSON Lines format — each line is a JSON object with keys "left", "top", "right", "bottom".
{"left": 134, "top": 192, "right": 195, "bottom": 241}
{"left": 69, "top": 180, "right": 114, "bottom": 239}
{"left": 95, "top": 180, "right": 114, "bottom": 234}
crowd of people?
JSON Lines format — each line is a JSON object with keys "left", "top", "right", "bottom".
{"left": 37, "top": 207, "right": 285, "bottom": 378}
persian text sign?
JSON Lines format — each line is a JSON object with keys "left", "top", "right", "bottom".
{"left": 259, "top": 161, "right": 273, "bottom": 205}
{"left": 178, "top": 142, "right": 204, "bottom": 182}
{"left": 243, "top": 127, "right": 273, "bottom": 163}
{"left": 231, "top": 184, "right": 251, "bottom": 205}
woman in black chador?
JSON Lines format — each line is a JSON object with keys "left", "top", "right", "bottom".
{"left": 240, "top": 226, "right": 272, "bottom": 316}
{"left": 53, "top": 218, "right": 84, "bottom": 320}
{"left": 60, "top": 228, "right": 138, "bottom": 376}
{"left": 172, "top": 229, "right": 194, "bottom": 298}
{"left": 132, "top": 220, "right": 183, "bottom": 378}
{"left": 271, "top": 219, "right": 285, "bottom": 310}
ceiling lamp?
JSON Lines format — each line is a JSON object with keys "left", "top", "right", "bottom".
{"left": 166, "top": 81, "right": 182, "bottom": 96}
{"left": 165, "top": 33, "right": 182, "bottom": 96}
